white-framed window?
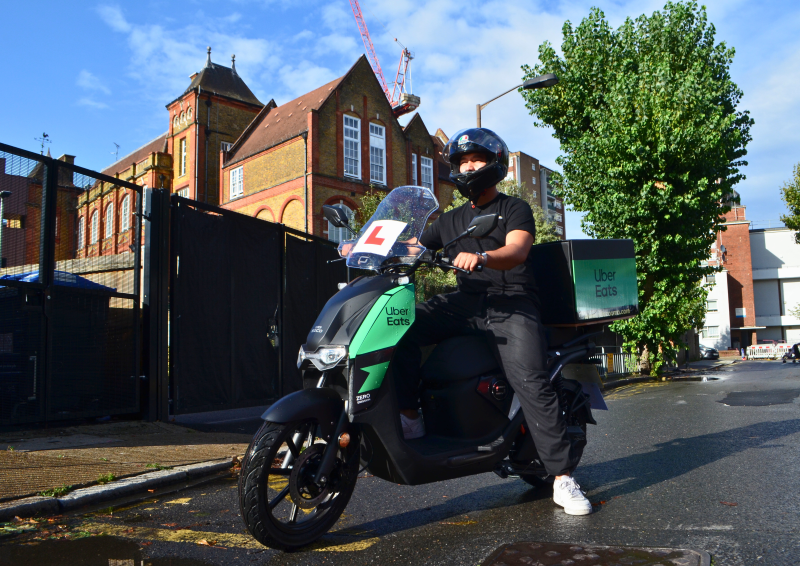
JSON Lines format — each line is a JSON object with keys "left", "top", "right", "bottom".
{"left": 105, "top": 202, "right": 114, "bottom": 238}
{"left": 177, "top": 188, "right": 190, "bottom": 198}
{"left": 77, "top": 217, "right": 85, "bottom": 249}
{"left": 555, "top": 225, "right": 564, "bottom": 235}
{"left": 327, "top": 203, "right": 354, "bottom": 244}
{"left": 706, "top": 274, "right": 716, "bottom": 284}
{"left": 344, "top": 116, "right": 360, "bottom": 178}
{"left": 531, "top": 163, "right": 536, "bottom": 171}
{"left": 703, "top": 326, "right": 720, "bottom": 338}
{"left": 230, "top": 166, "right": 243, "bottom": 199}
{"left": 555, "top": 200, "right": 562, "bottom": 209}
{"left": 531, "top": 177, "right": 536, "bottom": 185}
{"left": 532, "top": 190, "right": 537, "bottom": 198}
{"left": 221, "top": 142, "right": 233, "bottom": 153}
{"left": 555, "top": 212, "right": 563, "bottom": 223}
{"left": 707, "top": 300, "right": 718, "bottom": 312}
{"left": 120, "top": 195, "right": 130, "bottom": 231}
{"left": 421, "top": 156, "right": 433, "bottom": 190}
{"left": 90, "top": 211, "right": 99, "bottom": 244}
{"left": 411, "top": 154, "right": 418, "bottom": 184}
{"left": 369, "top": 123, "right": 386, "bottom": 185}
{"left": 180, "top": 138, "right": 187, "bottom": 176}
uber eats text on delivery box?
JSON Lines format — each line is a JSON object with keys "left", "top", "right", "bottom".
{"left": 530, "top": 239, "right": 639, "bottom": 326}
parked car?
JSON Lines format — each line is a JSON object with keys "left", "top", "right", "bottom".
{"left": 699, "top": 344, "right": 719, "bottom": 360}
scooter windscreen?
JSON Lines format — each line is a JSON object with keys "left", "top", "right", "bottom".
{"left": 340, "top": 185, "right": 439, "bottom": 271}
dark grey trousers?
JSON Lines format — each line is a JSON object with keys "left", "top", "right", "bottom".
{"left": 394, "top": 291, "right": 575, "bottom": 477}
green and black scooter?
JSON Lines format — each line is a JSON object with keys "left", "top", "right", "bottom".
{"left": 239, "top": 185, "right": 601, "bottom": 550}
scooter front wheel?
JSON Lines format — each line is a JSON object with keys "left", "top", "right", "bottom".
{"left": 238, "top": 418, "right": 360, "bottom": 550}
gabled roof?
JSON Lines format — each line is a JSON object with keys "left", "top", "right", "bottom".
{"left": 101, "top": 133, "right": 168, "bottom": 177}
{"left": 224, "top": 57, "right": 371, "bottom": 166}
{"left": 176, "top": 53, "right": 262, "bottom": 107}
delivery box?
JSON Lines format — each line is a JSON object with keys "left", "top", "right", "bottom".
{"left": 530, "top": 239, "right": 639, "bottom": 326}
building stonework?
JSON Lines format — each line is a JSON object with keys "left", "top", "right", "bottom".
{"left": 507, "top": 151, "right": 565, "bottom": 239}
{"left": 220, "top": 56, "right": 441, "bottom": 241}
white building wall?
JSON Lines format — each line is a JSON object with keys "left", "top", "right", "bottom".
{"left": 750, "top": 228, "right": 800, "bottom": 343}
{"left": 701, "top": 269, "right": 731, "bottom": 350}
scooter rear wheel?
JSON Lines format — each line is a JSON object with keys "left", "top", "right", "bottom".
{"left": 238, "top": 419, "right": 360, "bottom": 550}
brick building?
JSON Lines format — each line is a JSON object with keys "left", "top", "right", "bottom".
{"left": 74, "top": 48, "right": 263, "bottom": 259}
{"left": 219, "top": 56, "right": 450, "bottom": 239}
{"left": 701, "top": 202, "right": 800, "bottom": 351}
{"left": 506, "top": 151, "right": 566, "bottom": 239}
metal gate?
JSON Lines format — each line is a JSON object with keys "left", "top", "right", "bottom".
{"left": 168, "top": 196, "right": 345, "bottom": 414}
{"left": 0, "top": 143, "right": 143, "bottom": 426}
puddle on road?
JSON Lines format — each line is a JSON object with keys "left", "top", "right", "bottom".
{"left": 719, "top": 389, "right": 800, "bottom": 406}
{"left": 483, "top": 541, "right": 708, "bottom": 566}
{"left": 0, "top": 535, "right": 213, "bottom": 565}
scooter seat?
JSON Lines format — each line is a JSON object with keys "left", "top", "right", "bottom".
{"left": 421, "top": 335, "right": 499, "bottom": 384}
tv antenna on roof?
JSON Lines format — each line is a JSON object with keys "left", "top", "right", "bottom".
{"left": 112, "top": 143, "right": 120, "bottom": 161}
{"left": 34, "top": 133, "right": 51, "bottom": 155}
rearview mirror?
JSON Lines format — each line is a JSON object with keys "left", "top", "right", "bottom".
{"left": 323, "top": 204, "right": 350, "bottom": 228}
{"left": 467, "top": 214, "right": 501, "bottom": 239}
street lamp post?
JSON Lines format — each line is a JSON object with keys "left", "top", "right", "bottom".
{"left": 476, "top": 73, "right": 559, "bottom": 127}
{"left": 0, "top": 191, "right": 11, "bottom": 269}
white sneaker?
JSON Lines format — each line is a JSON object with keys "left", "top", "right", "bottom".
{"left": 553, "top": 476, "right": 593, "bottom": 515}
{"left": 400, "top": 413, "right": 426, "bottom": 440}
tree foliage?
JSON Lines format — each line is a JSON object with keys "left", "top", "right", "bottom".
{"left": 521, "top": 1, "right": 752, "bottom": 374}
{"left": 779, "top": 162, "right": 800, "bottom": 244}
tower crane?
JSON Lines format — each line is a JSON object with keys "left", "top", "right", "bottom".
{"left": 348, "top": 0, "right": 420, "bottom": 117}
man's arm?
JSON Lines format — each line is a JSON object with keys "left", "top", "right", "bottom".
{"left": 452, "top": 229, "right": 533, "bottom": 272}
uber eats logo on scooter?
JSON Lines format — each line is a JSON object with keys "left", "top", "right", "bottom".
{"left": 385, "top": 306, "right": 411, "bottom": 326}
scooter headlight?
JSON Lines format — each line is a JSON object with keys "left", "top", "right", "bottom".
{"left": 297, "top": 345, "right": 348, "bottom": 370}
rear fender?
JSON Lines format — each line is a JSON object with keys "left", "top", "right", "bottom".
{"left": 261, "top": 388, "right": 344, "bottom": 442}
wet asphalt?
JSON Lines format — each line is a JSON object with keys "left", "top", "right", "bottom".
{"left": 1, "top": 360, "right": 799, "bottom": 565}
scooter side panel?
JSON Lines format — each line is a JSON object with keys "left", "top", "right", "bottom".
{"left": 349, "top": 284, "right": 415, "bottom": 414}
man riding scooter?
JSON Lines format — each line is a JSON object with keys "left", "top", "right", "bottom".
{"left": 783, "top": 342, "right": 800, "bottom": 363}
{"left": 393, "top": 127, "right": 593, "bottom": 516}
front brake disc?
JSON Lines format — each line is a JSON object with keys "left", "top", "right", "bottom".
{"left": 289, "top": 444, "right": 331, "bottom": 509}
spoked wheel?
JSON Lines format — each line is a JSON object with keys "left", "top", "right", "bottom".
{"left": 238, "top": 419, "right": 360, "bottom": 550}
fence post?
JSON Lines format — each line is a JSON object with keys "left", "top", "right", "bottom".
{"left": 39, "top": 158, "right": 59, "bottom": 423}
{"left": 142, "top": 188, "right": 170, "bottom": 421}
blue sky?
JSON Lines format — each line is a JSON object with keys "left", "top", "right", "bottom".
{"left": 2, "top": 0, "right": 799, "bottom": 238}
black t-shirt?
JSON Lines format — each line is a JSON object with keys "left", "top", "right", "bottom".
{"left": 420, "top": 193, "right": 539, "bottom": 298}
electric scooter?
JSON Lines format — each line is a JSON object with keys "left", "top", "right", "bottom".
{"left": 238, "top": 186, "right": 603, "bottom": 550}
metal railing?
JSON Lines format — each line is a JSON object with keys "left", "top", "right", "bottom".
{"left": 590, "top": 351, "right": 638, "bottom": 377}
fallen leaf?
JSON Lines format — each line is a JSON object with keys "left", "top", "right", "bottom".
{"left": 720, "top": 501, "right": 738, "bottom": 506}
{"left": 141, "top": 542, "right": 152, "bottom": 546}
{"left": 147, "top": 489, "right": 155, "bottom": 493}
{"left": 161, "top": 523, "right": 178, "bottom": 528}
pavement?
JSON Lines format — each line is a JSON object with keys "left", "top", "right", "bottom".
{"left": 0, "top": 406, "right": 266, "bottom": 521}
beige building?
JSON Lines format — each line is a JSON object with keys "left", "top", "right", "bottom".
{"left": 507, "top": 151, "right": 566, "bottom": 239}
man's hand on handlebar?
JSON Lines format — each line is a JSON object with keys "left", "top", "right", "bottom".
{"left": 452, "top": 251, "right": 485, "bottom": 273}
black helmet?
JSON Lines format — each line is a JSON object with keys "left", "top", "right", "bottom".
{"left": 442, "top": 128, "right": 509, "bottom": 202}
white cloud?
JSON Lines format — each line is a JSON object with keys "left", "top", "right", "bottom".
{"left": 77, "top": 98, "right": 110, "bottom": 109}
{"left": 77, "top": 70, "right": 111, "bottom": 95}
{"left": 276, "top": 61, "right": 339, "bottom": 101}
{"left": 314, "top": 33, "right": 360, "bottom": 57}
{"left": 97, "top": 5, "right": 131, "bottom": 33}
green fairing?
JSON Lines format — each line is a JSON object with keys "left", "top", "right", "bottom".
{"left": 350, "top": 284, "right": 415, "bottom": 356}
{"left": 350, "top": 284, "right": 415, "bottom": 394}
{"left": 357, "top": 362, "right": 391, "bottom": 394}
{"left": 572, "top": 258, "right": 638, "bottom": 320}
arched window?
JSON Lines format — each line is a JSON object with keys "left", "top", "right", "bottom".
{"left": 105, "top": 202, "right": 114, "bottom": 238}
{"left": 77, "top": 217, "right": 85, "bottom": 249}
{"left": 120, "top": 195, "right": 130, "bottom": 231}
{"left": 327, "top": 203, "right": 354, "bottom": 244}
{"left": 90, "top": 211, "right": 99, "bottom": 244}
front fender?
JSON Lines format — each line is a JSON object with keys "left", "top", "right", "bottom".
{"left": 261, "top": 388, "right": 344, "bottom": 441}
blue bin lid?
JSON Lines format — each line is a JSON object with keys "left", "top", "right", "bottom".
{"left": 0, "top": 270, "right": 116, "bottom": 291}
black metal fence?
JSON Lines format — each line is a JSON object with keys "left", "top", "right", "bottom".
{"left": 0, "top": 143, "right": 143, "bottom": 426}
{"left": 168, "top": 196, "right": 345, "bottom": 415}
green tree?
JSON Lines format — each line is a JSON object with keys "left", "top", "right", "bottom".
{"left": 780, "top": 163, "right": 800, "bottom": 244}
{"left": 520, "top": 1, "right": 753, "bottom": 375}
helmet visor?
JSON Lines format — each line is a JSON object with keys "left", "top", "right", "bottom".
{"left": 442, "top": 128, "right": 507, "bottom": 165}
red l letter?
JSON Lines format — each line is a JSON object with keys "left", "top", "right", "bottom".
{"left": 364, "top": 225, "right": 385, "bottom": 246}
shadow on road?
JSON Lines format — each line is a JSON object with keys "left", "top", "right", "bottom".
{"left": 580, "top": 418, "right": 800, "bottom": 500}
